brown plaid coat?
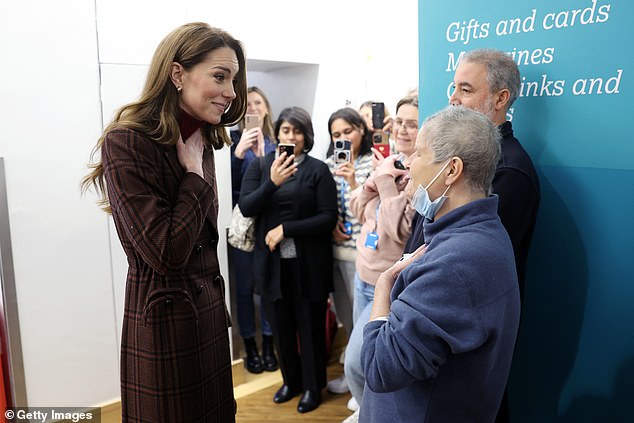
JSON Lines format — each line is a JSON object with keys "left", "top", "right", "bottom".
{"left": 103, "top": 128, "right": 235, "bottom": 423}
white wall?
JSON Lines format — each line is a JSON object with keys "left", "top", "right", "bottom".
{"left": 0, "top": 0, "right": 120, "bottom": 406}
{"left": 0, "top": 0, "right": 417, "bottom": 407}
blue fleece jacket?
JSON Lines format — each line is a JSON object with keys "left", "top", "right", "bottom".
{"left": 361, "top": 195, "right": 520, "bottom": 423}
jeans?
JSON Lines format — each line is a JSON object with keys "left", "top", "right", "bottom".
{"left": 352, "top": 272, "right": 375, "bottom": 323}
{"left": 229, "top": 246, "right": 272, "bottom": 338}
{"left": 331, "top": 259, "right": 356, "bottom": 337}
{"left": 345, "top": 273, "right": 375, "bottom": 404}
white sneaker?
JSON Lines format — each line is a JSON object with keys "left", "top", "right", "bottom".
{"left": 327, "top": 374, "right": 350, "bottom": 394}
{"left": 347, "top": 396, "right": 359, "bottom": 412}
{"left": 342, "top": 409, "right": 360, "bottom": 423}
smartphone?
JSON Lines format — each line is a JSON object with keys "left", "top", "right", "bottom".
{"left": 372, "top": 130, "right": 390, "bottom": 158}
{"left": 334, "top": 139, "right": 352, "bottom": 164}
{"left": 394, "top": 159, "right": 406, "bottom": 170}
{"left": 278, "top": 143, "right": 295, "bottom": 158}
{"left": 244, "top": 114, "right": 261, "bottom": 131}
{"left": 372, "top": 102, "right": 385, "bottom": 130}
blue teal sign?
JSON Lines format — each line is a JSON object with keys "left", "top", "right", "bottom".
{"left": 419, "top": 1, "right": 633, "bottom": 421}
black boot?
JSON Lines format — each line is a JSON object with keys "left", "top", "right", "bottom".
{"left": 244, "top": 337, "right": 263, "bottom": 374}
{"left": 261, "top": 335, "right": 279, "bottom": 371}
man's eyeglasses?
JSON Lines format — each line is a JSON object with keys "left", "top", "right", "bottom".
{"left": 393, "top": 119, "right": 419, "bottom": 131}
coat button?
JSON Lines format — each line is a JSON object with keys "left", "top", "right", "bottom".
{"left": 214, "top": 275, "right": 222, "bottom": 284}
{"left": 197, "top": 284, "right": 204, "bottom": 294}
{"left": 195, "top": 244, "right": 203, "bottom": 253}
{"left": 165, "top": 299, "right": 173, "bottom": 305}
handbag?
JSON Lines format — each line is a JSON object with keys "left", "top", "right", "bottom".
{"left": 227, "top": 204, "right": 256, "bottom": 252}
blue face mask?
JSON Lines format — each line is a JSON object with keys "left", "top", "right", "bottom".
{"left": 411, "top": 160, "right": 451, "bottom": 221}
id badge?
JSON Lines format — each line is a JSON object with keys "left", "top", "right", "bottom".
{"left": 343, "top": 222, "right": 353, "bottom": 235}
{"left": 364, "top": 232, "right": 379, "bottom": 249}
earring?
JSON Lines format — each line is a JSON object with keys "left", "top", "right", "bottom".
{"left": 177, "top": 86, "right": 182, "bottom": 93}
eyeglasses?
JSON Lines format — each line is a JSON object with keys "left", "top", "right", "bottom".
{"left": 393, "top": 119, "right": 419, "bottom": 131}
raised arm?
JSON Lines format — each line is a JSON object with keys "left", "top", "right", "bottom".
{"left": 103, "top": 129, "right": 213, "bottom": 275}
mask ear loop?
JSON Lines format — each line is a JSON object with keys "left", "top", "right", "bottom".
{"left": 424, "top": 159, "right": 452, "bottom": 190}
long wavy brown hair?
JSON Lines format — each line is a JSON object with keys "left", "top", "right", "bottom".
{"left": 81, "top": 22, "right": 247, "bottom": 212}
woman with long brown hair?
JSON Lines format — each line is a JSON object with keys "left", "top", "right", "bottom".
{"left": 81, "top": 22, "right": 247, "bottom": 422}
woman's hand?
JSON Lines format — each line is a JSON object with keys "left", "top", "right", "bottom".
{"left": 371, "top": 147, "right": 385, "bottom": 170}
{"left": 265, "top": 224, "right": 285, "bottom": 251}
{"left": 333, "top": 161, "right": 358, "bottom": 189}
{"left": 370, "top": 244, "right": 427, "bottom": 320}
{"left": 332, "top": 221, "right": 352, "bottom": 243}
{"left": 363, "top": 176, "right": 377, "bottom": 193}
{"left": 270, "top": 151, "right": 297, "bottom": 186}
{"left": 382, "top": 115, "right": 394, "bottom": 135}
{"left": 373, "top": 152, "right": 408, "bottom": 180}
{"left": 176, "top": 129, "right": 204, "bottom": 178}
{"left": 234, "top": 127, "right": 263, "bottom": 159}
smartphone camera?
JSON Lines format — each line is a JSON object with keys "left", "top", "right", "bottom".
{"left": 334, "top": 139, "right": 352, "bottom": 164}
{"left": 372, "top": 131, "right": 390, "bottom": 158}
{"left": 278, "top": 143, "right": 295, "bottom": 158}
{"left": 394, "top": 159, "right": 406, "bottom": 170}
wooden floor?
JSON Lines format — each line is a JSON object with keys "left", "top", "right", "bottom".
{"left": 99, "top": 361, "right": 354, "bottom": 423}
{"left": 236, "top": 362, "right": 353, "bottom": 423}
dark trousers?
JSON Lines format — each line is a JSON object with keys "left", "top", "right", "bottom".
{"left": 264, "top": 258, "right": 327, "bottom": 392}
{"left": 229, "top": 246, "right": 272, "bottom": 338}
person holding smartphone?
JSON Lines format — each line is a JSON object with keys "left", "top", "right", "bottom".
{"left": 239, "top": 107, "right": 337, "bottom": 413}
{"left": 229, "top": 86, "right": 279, "bottom": 374}
{"left": 342, "top": 96, "right": 419, "bottom": 422}
{"left": 323, "top": 108, "right": 374, "bottom": 395}
{"left": 360, "top": 106, "right": 520, "bottom": 423}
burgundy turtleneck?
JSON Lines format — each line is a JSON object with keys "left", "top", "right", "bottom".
{"left": 178, "top": 109, "right": 204, "bottom": 140}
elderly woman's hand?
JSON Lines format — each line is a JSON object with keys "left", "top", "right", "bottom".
{"left": 370, "top": 244, "right": 428, "bottom": 321}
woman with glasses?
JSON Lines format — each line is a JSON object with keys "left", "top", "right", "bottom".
{"left": 323, "top": 108, "right": 375, "bottom": 396}
{"left": 341, "top": 96, "right": 419, "bottom": 423}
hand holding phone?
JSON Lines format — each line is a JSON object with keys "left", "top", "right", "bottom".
{"left": 394, "top": 159, "right": 406, "bottom": 170}
{"left": 277, "top": 143, "right": 295, "bottom": 158}
{"left": 271, "top": 144, "right": 297, "bottom": 186}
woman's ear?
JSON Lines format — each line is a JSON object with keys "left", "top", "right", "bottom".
{"left": 445, "top": 157, "right": 463, "bottom": 185}
{"left": 170, "top": 62, "right": 184, "bottom": 91}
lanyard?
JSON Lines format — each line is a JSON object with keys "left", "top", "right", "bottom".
{"left": 339, "top": 178, "right": 348, "bottom": 220}
{"left": 373, "top": 200, "right": 381, "bottom": 232}
{"left": 338, "top": 156, "right": 362, "bottom": 221}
